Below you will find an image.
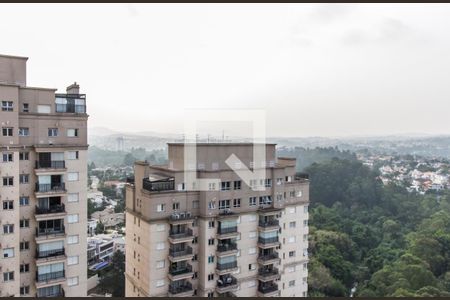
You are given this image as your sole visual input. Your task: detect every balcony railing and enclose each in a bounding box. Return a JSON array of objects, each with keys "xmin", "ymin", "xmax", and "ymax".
[
  {"xmin": 258, "ymin": 252, "xmax": 279, "ymax": 262},
  {"xmin": 37, "ymin": 287, "xmax": 64, "ymax": 297},
  {"xmin": 217, "ymin": 243, "xmax": 237, "ymax": 253},
  {"xmin": 36, "ymin": 270, "xmax": 65, "ymax": 283},
  {"xmin": 258, "ymin": 219, "xmax": 279, "ymax": 228},
  {"xmin": 169, "ymin": 264, "xmax": 192, "ymax": 276},
  {"xmin": 258, "ymin": 236, "xmax": 279, "ymax": 245},
  {"xmin": 258, "ymin": 267, "xmax": 279, "ymax": 278},
  {"xmin": 35, "ymin": 160, "xmax": 65, "ymax": 169},
  {"xmin": 217, "ymin": 226, "xmax": 238, "ymax": 235},
  {"xmin": 35, "ymin": 183, "xmax": 65, "ymax": 193},
  {"xmin": 168, "ymin": 282, "xmax": 193, "ymax": 295},
  {"xmin": 217, "ymin": 261, "xmax": 238, "ymax": 271},
  {"xmin": 258, "ymin": 283, "xmax": 278, "ymax": 294},
  {"xmin": 36, "ymin": 204, "xmax": 65, "ymax": 215},
  {"xmin": 55, "ymin": 94, "xmax": 86, "ymax": 114},
  {"xmin": 143, "ymin": 178, "xmax": 174, "ymax": 192},
  {"xmin": 169, "ymin": 246, "xmax": 193, "ymax": 257},
  {"xmin": 35, "ymin": 226, "xmax": 65, "ymax": 238},
  {"xmin": 217, "ymin": 276, "xmax": 238, "ymax": 288},
  {"xmin": 169, "ymin": 228, "xmax": 193, "ymax": 239},
  {"xmin": 36, "ymin": 248, "xmax": 65, "ymax": 259}
]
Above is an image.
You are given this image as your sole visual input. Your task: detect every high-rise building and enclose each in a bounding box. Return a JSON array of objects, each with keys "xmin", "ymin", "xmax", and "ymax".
[
  {"xmin": 125, "ymin": 143, "xmax": 309, "ymax": 297},
  {"xmin": 0, "ymin": 54, "xmax": 88, "ymax": 297}
]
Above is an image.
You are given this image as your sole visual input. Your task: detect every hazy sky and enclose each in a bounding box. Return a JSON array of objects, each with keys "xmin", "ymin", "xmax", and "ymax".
[{"xmin": 1, "ymin": 4, "xmax": 450, "ymax": 137}]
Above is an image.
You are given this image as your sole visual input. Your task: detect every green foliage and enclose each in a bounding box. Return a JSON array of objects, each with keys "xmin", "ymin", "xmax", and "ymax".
[
  {"xmin": 307, "ymin": 157, "xmax": 450, "ymax": 297},
  {"xmin": 97, "ymin": 251, "xmax": 125, "ymax": 296}
]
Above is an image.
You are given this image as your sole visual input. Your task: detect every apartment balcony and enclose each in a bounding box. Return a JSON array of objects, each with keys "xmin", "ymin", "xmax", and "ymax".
[
  {"xmin": 168, "ymin": 281, "xmax": 193, "ymax": 297},
  {"xmin": 168, "ymin": 228, "xmax": 193, "ymax": 244},
  {"xmin": 168, "ymin": 246, "xmax": 194, "ymax": 262},
  {"xmin": 35, "ymin": 183, "xmax": 66, "ymax": 195},
  {"xmin": 258, "ymin": 267, "xmax": 280, "ymax": 282},
  {"xmin": 258, "ymin": 219, "xmax": 280, "ymax": 231},
  {"xmin": 37, "ymin": 286, "xmax": 64, "ymax": 297},
  {"xmin": 216, "ymin": 242, "xmax": 238, "ymax": 257},
  {"xmin": 35, "ymin": 226, "xmax": 65, "ymax": 241},
  {"xmin": 169, "ymin": 212, "xmax": 194, "ymax": 225},
  {"xmin": 36, "ymin": 248, "xmax": 65, "ymax": 264},
  {"xmin": 35, "ymin": 160, "xmax": 66, "ymax": 172},
  {"xmin": 257, "ymin": 236, "xmax": 280, "ymax": 249},
  {"xmin": 216, "ymin": 276, "xmax": 239, "ymax": 294},
  {"xmin": 217, "ymin": 226, "xmax": 239, "ymax": 239},
  {"xmin": 55, "ymin": 93, "xmax": 86, "ymax": 114},
  {"xmin": 143, "ymin": 177, "xmax": 174, "ymax": 192},
  {"xmin": 217, "ymin": 209, "xmax": 239, "ymax": 220},
  {"xmin": 217, "ymin": 291, "xmax": 237, "ymax": 297},
  {"xmin": 216, "ymin": 261, "xmax": 238, "ymax": 275},
  {"xmin": 257, "ymin": 283, "xmax": 279, "ymax": 297},
  {"xmin": 257, "ymin": 252, "xmax": 281, "ymax": 265},
  {"xmin": 35, "ymin": 204, "xmax": 66, "ymax": 221},
  {"xmin": 36, "ymin": 270, "xmax": 65, "ymax": 287},
  {"xmin": 168, "ymin": 264, "xmax": 194, "ymax": 281}
]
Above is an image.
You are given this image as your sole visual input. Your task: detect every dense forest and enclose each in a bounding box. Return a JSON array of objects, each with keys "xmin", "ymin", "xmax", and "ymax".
[{"xmin": 307, "ymin": 157, "xmax": 450, "ymax": 296}]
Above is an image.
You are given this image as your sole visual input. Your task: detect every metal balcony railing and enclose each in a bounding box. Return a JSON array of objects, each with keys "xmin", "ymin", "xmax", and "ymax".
[
  {"xmin": 36, "ymin": 270, "xmax": 65, "ymax": 283},
  {"xmin": 35, "ymin": 204, "xmax": 65, "ymax": 215},
  {"xmin": 35, "ymin": 225, "xmax": 65, "ymax": 238},
  {"xmin": 35, "ymin": 183, "xmax": 65, "ymax": 193},
  {"xmin": 169, "ymin": 264, "xmax": 192, "ymax": 276},
  {"xmin": 143, "ymin": 178, "xmax": 174, "ymax": 192},
  {"xmin": 217, "ymin": 243, "xmax": 237, "ymax": 253},
  {"xmin": 258, "ymin": 283, "xmax": 278, "ymax": 294},
  {"xmin": 217, "ymin": 276, "xmax": 238, "ymax": 288},
  {"xmin": 258, "ymin": 236, "xmax": 279, "ymax": 244},
  {"xmin": 169, "ymin": 228, "xmax": 193, "ymax": 239},
  {"xmin": 258, "ymin": 219, "xmax": 279, "ymax": 228},
  {"xmin": 35, "ymin": 160, "xmax": 65, "ymax": 169},
  {"xmin": 168, "ymin": 282, "xmax": 193, "ymax": 295},
  {"xmin": 217, "ymin": 226, "xmax": 237, "ymax": 235},
  {"xmin": 217, "ymin": 261, "xmax": 238, "ymax": 271},
  {"xmin": 36, "ymin": 248, "xmax": 65, "ymax": 259},
  {"xmin": 258, "ymin": 267, "xmax": 279, "ymax": 278},
  {"xmin": 258, "ymin": 252, "xmax": 279, "ymax": 261},
  {"xmin": 169, "ymin": 246, "xmax": 193, "ymax": 257}
]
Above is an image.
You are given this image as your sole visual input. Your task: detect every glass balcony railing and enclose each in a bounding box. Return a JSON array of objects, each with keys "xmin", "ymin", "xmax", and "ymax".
[
  {"xmin": 258, "ymin": 236, "xmax": 279, "ymax": 245},
  {"xmin": 35, "ymin": 225, "xmax": 65, "ymax": 238},
  {"xmin": 35, "ymin": 204, "xmax": 65, "ymax": 215},
  {"xmin": 36, "ymin": 270, "xmax": 65, "ymax": 283},
  {"xmin": 258, "ymin": 219, "xmax": 279, "ymax": 228},
  {"xmin": 36, "ymin": 248, "xmax": 65, "ymax": 259},
  {"xmin": 168, "ymin": 282, "xmax": 193, "ymax": 295},
  {"xmin": 217, "ymin": 261, "xmax": 238, "ymax": 271},
  {"xmin": 217, "ymin": 243, "xmax": 237, "ymax": 253},
  {"xmin": 35, "ymin": 183, "xmax": 65, "ymax": 193},
  {"xmin": 217, "ymin": 226, "xmax": 238, "ymax": 235},
  {"xmin": 35, "ymin": 161, "xmax": 65, "ymax": 169},
  {"xmin": 169, "ymin": 246, "xmax": 193, "ymax": 257}
]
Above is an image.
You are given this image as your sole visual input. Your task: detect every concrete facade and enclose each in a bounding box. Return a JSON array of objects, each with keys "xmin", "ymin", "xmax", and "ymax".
[
  {"xmin": 125, "ymin": 143, "xmax": 309, "ymax": 297},
  {"xmin": 0, "ymin": 54, "xmax": 88, "ymax": 297}
]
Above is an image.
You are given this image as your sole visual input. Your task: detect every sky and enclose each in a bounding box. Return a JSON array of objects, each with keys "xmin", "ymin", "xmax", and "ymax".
[{"xmin": 1, "ymin": 4, "xmax": 450, "ymax": 138}]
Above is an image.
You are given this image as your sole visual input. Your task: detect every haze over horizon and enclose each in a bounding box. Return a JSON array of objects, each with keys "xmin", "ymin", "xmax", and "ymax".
[{"xmin": 2, "ymin": 4, "xmax": 450, "ymax": 137}]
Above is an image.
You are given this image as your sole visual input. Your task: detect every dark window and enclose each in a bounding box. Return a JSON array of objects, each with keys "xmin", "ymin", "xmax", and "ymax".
[
  {"xmin": 2, "ymin": 177, "xmax": 13, "ymax": 186},
  {"xmin": 3, "ymin": 224, "xmax": 14, "ymax": 234},
  {"xmin": 3, "ymin": 200, "xmax": 13, "ymax": 210},
  {"xmin": 234, "ymin": 180, "xmax": 241, "ymax": 190},
  {"xmin": 19, "ymin": 174, "xmax": 29, "ymax": 184},
  {"xmin": 22, "ymin": 103, "xmax": 29, "ymax": 112},
  {"xmin": 3, "ymin": 271, "xmax": 14, "ymax": 281},
  {"xmin": 19, "ymin": 197, "xmax": 29, "ymax": 206},
  {"xmin": 2, "ymin": 127, "xmax": 13, "ymax": 136},
  {"xmin": 20, "ymin": 219, "xmax": 30, "ymax": 228},
  {"xmin": 20, "ymin": 241, "xmax": 29, "ymax": 251},
  {"xmin": 20, "ymin": 264, "xmax": 30, "ymax": 273},
  {"xmin": 20, "ymin": 286, "xmax": 30, "ymax": 295},
  {"xmin": 19, "ymin": 152, "xmax": 29, "ymax": 160},
  {"xmin": 208, "ymin": 238, "xmax": 215, "ymax": 245},
  {"xmin": 1, "ymin": 101, "xmax": 13, "ymax": 111},
  {"xmin": 2, "ymin": 153, "xmax": 13, "ymax": 162},
  {"xmin": 233, "ymin": 198, "xmax": 241, "ymax": 208}
]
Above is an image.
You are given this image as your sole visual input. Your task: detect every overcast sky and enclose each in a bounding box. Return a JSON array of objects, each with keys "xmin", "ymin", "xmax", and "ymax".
[{"xmin": 1, "ymin": 4, "xmax": 450, "ymax": 138}]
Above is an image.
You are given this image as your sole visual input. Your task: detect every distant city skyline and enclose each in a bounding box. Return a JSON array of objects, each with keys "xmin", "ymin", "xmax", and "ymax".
[{"xmin": 2, "ymin": 4, "xmax": 450, "ymax": 137}]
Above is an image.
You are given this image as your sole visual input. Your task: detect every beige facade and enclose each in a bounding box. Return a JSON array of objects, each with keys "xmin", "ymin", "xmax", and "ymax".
[
  {"xmin": 125, "ymin": 143, "xmax": 309, "ymax": 297},
  {"xmin": 0, "ymin": 54, "xmax": 88, "ymax": 297}
]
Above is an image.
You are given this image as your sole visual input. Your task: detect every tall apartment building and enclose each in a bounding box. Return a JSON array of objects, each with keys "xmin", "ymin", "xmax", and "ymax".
[
  {"xmin": 125, "ymin": 143, "xmax": 309, "ymax": 297},
  {"xmin": 0, "ymin": 54, "xmax": 88, "ymax": 297}
]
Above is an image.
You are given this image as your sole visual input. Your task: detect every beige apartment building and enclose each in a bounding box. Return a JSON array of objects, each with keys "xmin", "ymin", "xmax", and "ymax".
[
  {"xmin": 125, "ymin": 143, "xmax": 309, "ymax": 297},
  {"xmin": 0, "ymin": 54, "xmax": 88, "ymax": 297}
]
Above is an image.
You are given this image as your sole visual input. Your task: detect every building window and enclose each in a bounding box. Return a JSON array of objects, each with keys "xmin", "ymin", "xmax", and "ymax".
[
  {"xmin": 208, "ymin": 221, "xmax": 215, "ymax": 228},
  {"xmin": 18, "ymin": 127, "xmax": 29, "ymax": 136},
  {"xmin": 3, "ymin": 200, "xmax": 13, "ymax": 210},
  {"xmin": 289, "ymin": 221, "xmax": 296, "ymax": 228},
  {"xmin": 19, "ymin": 219, "xmax": 29, "ymax": 228},
  {"xmin": 156, "ymin": 260, "xmax": 165, "ymax": 269},
  {"xmin": 259, "ymin": 195, "xmax": 272, "ymax": 205},
  {"xmin": 48, "ymin": 128, "xmax": 58, "ymax": 137},
  {"xmin": 289, "ymin": 280, "xmax": 296, "ymax": 287},
  {"xmin": 208, "ymin": 273, "xmax": 214, "ymax": 281},
  {"xmin": 192, "ymin": 200, "xmax": 199, "ymax": 209},
  {"xmin": 22, "ymin": 103, "xmax": 29, "ymax": 112},
  {"xmin": 37, "ymin": 105, "xmax": 51, "ymax": 113},
  {"xmin": 233, "ymin": 180, "xmax": 241, "ymax": 190},
  {"xmin": 68, "ymin": 214, "xmax": 79, "ymax": 224},
  {"xmin": 192, "ymin": 237, "xmax": 198, "ymax": 244},
  {"xmin": 19, "ymin": 197, "xmax": 29, "ymax": 206},
  {"xmin": 68, "ymin": 276, "xmax": 79, "ymax": 287},
  {"xmin": 3, "ymin": 248, "xmax": 14, "ymax": 258},
  {"xmin": 20, "ymin": 286, "xmax": 30, "ymax": 295},
  {"xmin": 19, "ymin": 174, "xmax": 29, "ymax": 184},
  {"xmin": 264, "ymin": 178, "xmax": 272, "ymax": 187},
  {"xmin": 19, "ymin": 152, "xmax": 29, "ymax": 160},
  {"xmin": 304, "ymin": 220, "xmax": 308, "ymax": 227},
  {"xmin": 219, "ymin": 199, "xmax": 230, "ymax": 210},
  {"xmin": 68, "ymin": 235, "xmax": 79, "ymax": 244},
  {"xmin": 2, "ymin": 153, "xmax": 13, "ymax": 162},
  {"xmin": 248, "ymin": 263, "xmax": 256, "ymax": 270},
  {"xmin": 68, "ymin": 256, "xmax": 79, "ymax": 265},
  {"xmin": 304, "ymin": 205, "xmax": 309, "ymax": 213},
  {"xmin": 156, "ymin": 280, "xmax": 165, "ymax": 287},
  {"xmin": 249, "ymin": 197, "xmax": 257, "ymax": 206},
  {"xmin": 233, "ymin": 198, "xmax": 241, "ymax": 208},
  {"xmin": 207, "ymin": 292, "xmax": 214, "ymax": 298},
  {"xmin": 156, "ymin": 204, "xmax": 165, "ymax": 212},
  {"xmin": 20, "ymin": 263, "xmax": 30, "ymax": 273},
  {"xmin": 3, "ymin": 271, "xmax": 14, "ymax": 282},
  {"xmin": 2, "ymin": 177, "xmax": 13, "ymax": 186},
  {"xmin": 156, "ymin": 242, "xmax": 165, "ymax": 250},
  {"xmin": 208, "ymin": 182, "xmax": 216, "ymax": 191},
  {"xmin": 208, "ymin": 238, "xmax": 215, "ymax": 246},
  {"xmin": 67, "ymin": 128, "xmax": 79, "ymax": 137},
  {"xmin": 288, "ymin": 207, "xmax": 296, "ymax": 214},
  {"xmin": 68, "ymin": 193, "xmax": 79, "ymax": 203},
  {"xmin": 67, "ymin": 151, "xmax": 79, "ymax": 160},
  {"xmin": 67, "ymin": 172, "xmax": 79, "ymax": 181},
  {"xmin": 303, "ymin": 263, "xmax": 308, "ymax": 270},
  {"xmin": 208, "ymin": 201, "xmax": 215, "ymax": 210},
  {"xmin": 220, "ymin": 181, "xmax": 231, "ymax": 191},
  {"xmin": 1, "ymin": 101, "xmax": 13, "ymax": 111},
  {"xmin": 173, "ymin": 202, "xmax": 180, "ymax": 210},
  {"xmin": 3, "ymin": 224, "xmax": 14, "ymax": 234},
  {"xmin": 20, "ymin": 241, "xmax": 29, "ymax": 251},
  {"xmin": 208, "ymin": 255, "xmax": 214, "ymax": 264},
  {"xmin": 2, "ymin": 127, "xmax": 13, "ymax": 136},
  {"xmin": 288, "ymin": 236, "xmax": 296, "ymax": 244},
  {"xmin": 289, "ymin": 251, "xmax": 296, "ymax": 257}
]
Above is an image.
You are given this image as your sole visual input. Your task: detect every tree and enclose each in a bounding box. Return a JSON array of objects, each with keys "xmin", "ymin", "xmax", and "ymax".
[
  {"xmin": 95, "ymin": 222, "xmax": 105, "ymax": 235},
  {"xmin": 98, "ymin": 251, "xmax": 125, "ymax": 296}
]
